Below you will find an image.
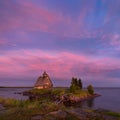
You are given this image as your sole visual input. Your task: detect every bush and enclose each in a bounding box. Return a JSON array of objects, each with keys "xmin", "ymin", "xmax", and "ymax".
[{"xmin": 87, "ymin": 85, "xmax": 94, "ymax": 95}]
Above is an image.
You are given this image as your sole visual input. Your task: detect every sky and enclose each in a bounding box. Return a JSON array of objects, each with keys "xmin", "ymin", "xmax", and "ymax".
[{"xmin": 0, "ymin": 0, "xmax": 120, "ymax": 87}]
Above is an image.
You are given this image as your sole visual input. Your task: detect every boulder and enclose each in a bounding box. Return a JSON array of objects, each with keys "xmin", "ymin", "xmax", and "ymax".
[
  {"xmin": 31, "ymin": 115, "xmax": 43, "ymax": 120},
  {"xmin": 46, "ymin": 110, "xmax": 67, "ymax": 119}
]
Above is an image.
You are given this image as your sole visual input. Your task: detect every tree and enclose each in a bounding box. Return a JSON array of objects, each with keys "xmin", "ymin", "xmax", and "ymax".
[
  {"xmin": 70, "ymin": 77, "xmax": 82, "ymax": 93},
  {"xmin": 70, "ymin": 84, "xmax": 76, "ymax": 93},
  {"xmin": 78, "ymin": 78, "xmax": 82, "ymax": 90},
  {"xmin": 87, "ymin": 85, "xmax": 94, "ymax": 95},
  {"xmin": 71, "ymin": 77, "xmax": 77, "ymax": 86}
]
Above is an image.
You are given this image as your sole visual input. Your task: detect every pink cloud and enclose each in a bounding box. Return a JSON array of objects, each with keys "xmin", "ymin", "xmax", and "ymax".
[
  {"xmin": 0, "ymin": 40, "xmax": 7, "ymax": 45},
  {"xmin": 0, "ymin": 49, "xmax": 120, "ymax": 80},
  {"xmin": 0, "ymin": 39, "xmax": 17, "ymax": 47}
]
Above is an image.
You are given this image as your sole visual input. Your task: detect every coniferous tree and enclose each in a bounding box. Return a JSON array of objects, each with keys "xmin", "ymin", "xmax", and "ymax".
[
  {"xmin": 70, "ymin": 77, "xmax": 77, "ymax": 93},
  {"xmin": 70, "ymin": 77, "xmax": 82, "ymax": 93},
  {"xmin": 70, "ymin": 83, "xmax": 76, "ymax": 93},
  {"xmin": 71, "ymin": 77, "xmax": 77, "ymax": 86},
  {"xmin": 78, "ymin": 78, "xmax": 82, "ymax": 90}
]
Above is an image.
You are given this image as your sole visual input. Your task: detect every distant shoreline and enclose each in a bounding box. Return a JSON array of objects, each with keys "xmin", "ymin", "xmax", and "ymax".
[
  {"xmin": 0, "ymin": 86, "xmax": 120, "ymax": 89},
  {"xmin": 0, "ymin": 86, "xmax": 33, "ymax": 88}
]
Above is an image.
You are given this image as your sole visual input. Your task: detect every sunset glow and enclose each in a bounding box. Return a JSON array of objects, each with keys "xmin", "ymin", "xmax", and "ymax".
[{"xmin": 0, "ymin": 0, "xmax": 120, "ymax": 87}]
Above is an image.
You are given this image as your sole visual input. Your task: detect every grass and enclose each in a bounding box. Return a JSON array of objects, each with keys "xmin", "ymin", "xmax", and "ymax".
[
  {"xmin": 0, "ymin": 97, "xmax": 65, "ymax": 120},
  {"xmin": 26, "ymin": 87, "xmax": 90, "ymax": 97},
  {"xmin": 69, "ymin": 90, "xmax": 90, "ymax": 97},
  {"xmin": 27, "ymin": 87, "xmax": 68, "ymax": 96},
  {"xmin": 51, "ymin": 87, "xmax": 68, "ymax": 96},
  {"xmin": 0, "ymin": 97, "xmax": 33, "ymax": 108},
  {"xmin": 94, "ymin": 109, "xmax": 120, "ymax": 118},
  {"xmin": 28, "ymin": 88, "xmax": 51, "ymax": 94},
  {"xmin": 0, "ymin": 88, "xmax": 91, "ymax": 120},
  {"xmin": 103, "ymin": 111, "xmax": 120, "ymax": 117}
]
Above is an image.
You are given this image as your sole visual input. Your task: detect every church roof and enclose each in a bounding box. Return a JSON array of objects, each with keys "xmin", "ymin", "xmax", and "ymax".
[{"xmin": 34, "ymin": 72, "xmax": 53, "ymax": 88}]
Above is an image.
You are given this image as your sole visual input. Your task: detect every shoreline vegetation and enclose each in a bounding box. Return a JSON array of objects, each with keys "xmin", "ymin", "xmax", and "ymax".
[
  {"xmin": 0, "ymin": 78, "xmax": 120, "ymax": 120},
  {"xmin": 23, "ymin": 87, "xmax": 101, "ymax": 106},
  {"xmin": 0, "ymin": 96, "xmax": 120, "ymax": 120}
]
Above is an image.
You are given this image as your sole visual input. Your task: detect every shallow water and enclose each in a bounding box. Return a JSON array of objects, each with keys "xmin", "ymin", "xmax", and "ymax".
[{"xmin": 0, "ymin": 87, "xmax": 120, "ymax": 112}]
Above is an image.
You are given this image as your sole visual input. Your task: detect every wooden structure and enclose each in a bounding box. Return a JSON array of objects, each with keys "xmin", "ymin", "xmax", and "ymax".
[{"xmin": 34, "ymin": 71, "xmax": 53, "ymax": 89}]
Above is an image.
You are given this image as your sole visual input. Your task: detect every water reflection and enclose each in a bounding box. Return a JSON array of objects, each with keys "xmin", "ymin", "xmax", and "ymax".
[{"xmin": 87, "ymin": 98, "xmax": 94, "ymax": 108}]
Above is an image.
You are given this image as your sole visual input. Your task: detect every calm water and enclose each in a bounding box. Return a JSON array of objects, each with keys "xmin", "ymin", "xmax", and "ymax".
[
  {"xmin": 0, "ymin": 87, "xmax": 120, "ymax": 112},
  {"xmin": 0, "ymin": 88, "xmax": 31, "ymax": 100},
  {"xmin": 81, "ymin": 88, "xmax": 120, "ymax": 112}
]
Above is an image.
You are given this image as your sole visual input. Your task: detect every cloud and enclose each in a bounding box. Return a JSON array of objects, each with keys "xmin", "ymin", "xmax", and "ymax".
[
  {"xmin": 1, "ymin": 0, "xmax": 120, "ymax": 45},
  {"xmin": 0, "ymin": 0, "xmax": 62, "ymax": 33},
  {"xmin": 0, "ymin": 0, "xmax": 104, "ymax": 38},
  {"xmin": 0, "ymin": 39, "xmax": 7, "ymax": 45},
  {"xmin": 0, "ymin": 49, "xmax": 120, "ymax": 82}
]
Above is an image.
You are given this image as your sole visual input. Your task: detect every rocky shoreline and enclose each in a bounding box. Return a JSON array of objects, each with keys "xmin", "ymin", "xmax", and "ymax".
[
  {"xmin": 23, "ymin": 90, "xmax": 101, "ymax": 106},
  {"xmin": 63, "ymin": 93, "xmax": 101, "ymax": 104},
  {"xmin": 31, "ymin": 108, "xmax": 120, "ymax": 120}
]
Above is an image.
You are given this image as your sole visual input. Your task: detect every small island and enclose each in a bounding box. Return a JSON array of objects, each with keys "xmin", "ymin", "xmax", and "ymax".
[
  {"xmin": 23, "ymin": 72, "xmax": 100, "ymax": 106},
  {"xmin": 0, "ymin": 72, "xmax": 120, "ymax": 120}
]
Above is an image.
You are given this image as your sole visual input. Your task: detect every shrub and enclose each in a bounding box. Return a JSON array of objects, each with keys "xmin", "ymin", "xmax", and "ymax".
[{"xmin": 87, "ymin": 85, "xmax": 94, "ymax": 95}]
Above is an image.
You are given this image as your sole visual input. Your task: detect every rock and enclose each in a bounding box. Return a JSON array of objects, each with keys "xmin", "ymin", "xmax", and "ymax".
[
  {"xmin": 31, "ymin": 115, "xmax": 43, "ymax": 120},
  {"xmin": 31, "ymin": 108, "xmax": 120, "ymax": 120},
  {"xmin": 47, "ymin": 110, "xmax": 67, "ymax": 119},
  {"xmin": 0, "ymin": 104, "xmax": 5, "ymax": 114},
  {"xmin": 66, "ymin": 108, "xmax": 88, "ymax": 119},
  {"xmin": 66, "ymin": 108, "xmax": 119, "ymax": 120}
]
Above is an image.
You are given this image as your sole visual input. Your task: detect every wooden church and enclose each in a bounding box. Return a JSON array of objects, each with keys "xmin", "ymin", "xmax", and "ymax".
[{"xmin": 34, "ymin": 71, "xmax": 53, "ymax": 89}]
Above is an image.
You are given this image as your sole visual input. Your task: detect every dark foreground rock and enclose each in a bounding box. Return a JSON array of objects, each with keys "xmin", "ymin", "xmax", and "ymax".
[
  {"xmin": 66, "ymin": 108, "xmax": 119, "ymax": 120},
  {"xmin": 31, "ymin": 115, "xmax": 42, "ymax": 120},
  {"xmin": 31, "ymin": 108, "xmax": 120, "ymax": 120},
  {"xmin": 0, "ymin": 104, "xmax": 5, "ymax": 114}
]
